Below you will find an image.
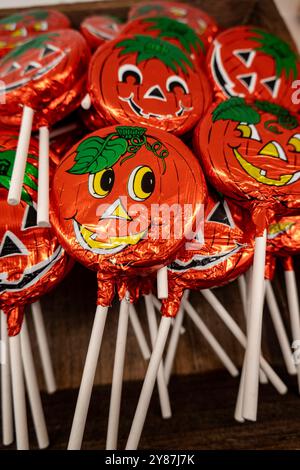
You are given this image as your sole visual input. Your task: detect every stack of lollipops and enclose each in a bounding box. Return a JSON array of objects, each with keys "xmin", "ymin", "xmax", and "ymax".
[{"xmin": 0, "ymin": 0, "xmax": 299, "ymax": 451}]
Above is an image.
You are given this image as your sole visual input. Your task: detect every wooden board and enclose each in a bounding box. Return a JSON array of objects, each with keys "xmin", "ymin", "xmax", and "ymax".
[{"xmin": 1, "ymin": 0, "xmax": 298, "ymax": 390}]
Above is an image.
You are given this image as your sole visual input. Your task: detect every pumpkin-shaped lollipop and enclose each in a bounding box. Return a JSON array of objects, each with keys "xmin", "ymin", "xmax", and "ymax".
[
  {"xmin": 0, "ymin": 30, "xmax": 90, "ymax": 226},
  {"xmin": 0, "ymin": 9, "xmax": 70, "ymax": 38},
  {"xmin": 128, "ymin": 1, "xmax": 219, "ymax": 48},
  {"xmin": 0, "ymin": 132, "xmax": 71, "ymax": 336},
  {"xmin": 87, "ymin": 34, "xmax": 212, "ymax": 135},
  {"xmin": 207, "ymin": 26, "xmax": 300, "ymax": 112},
  {"xmin": 80, "ymin": 15, "xmax": 122, "ymax": 50}
]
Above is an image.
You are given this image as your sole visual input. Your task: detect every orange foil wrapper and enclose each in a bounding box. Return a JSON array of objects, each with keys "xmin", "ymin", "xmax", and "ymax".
[
  {"xmin": 88, "ymin": 34, "xmax": 212, "ymax": 136},
  {"xmin": 194, "ymin": 97, "xmax": 300, "ymax": 235},
  {"xmin": 206, "ymin": 26, "xmax": 300, "ymax": 113},
  {"xmin": 161, "ymin": 191, "xmax": 254, "ymax": 317},
  {"xmin": 0, "ymin": 30, "xmax": 90, "ymax": 128},
  {"xmin": 0, "ymin": 9, "xmax": 70, "ymax": 37},
  {"xmin": 267, "ymin": 215, "xmax": 300, "ymax": 259},
  {"xmin": 80, "ymin": 15, "xmax": 122, "ymax": 50},
  {"xmin": 50, "ymin": 124, "xmax": 207, "ymax": 305},
  {"xmin": 128, "ymin": 1, "xmax": 219, "ymax": 49},
  {"xmin": 0, "ymin": 132, "xmax": 72, "ymax": 336}
]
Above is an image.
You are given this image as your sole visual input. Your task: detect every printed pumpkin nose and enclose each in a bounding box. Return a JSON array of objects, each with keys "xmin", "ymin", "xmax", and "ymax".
[
  {"xmin": 101, "ymin": 198, "xmax": 132, "ymax": 221},
  {"xmin": 144, "ymin": 85, "xmax": 166, "ymax": 101},
  {"xmin": 259, "ymin": 141, "xmax": 287, "ymax": 161}
]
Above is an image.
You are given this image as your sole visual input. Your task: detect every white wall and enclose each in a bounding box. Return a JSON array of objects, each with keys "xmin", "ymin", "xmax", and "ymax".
[{"xmin": 0, "ymin": 0, "xmax": 104, "ymax": 8}]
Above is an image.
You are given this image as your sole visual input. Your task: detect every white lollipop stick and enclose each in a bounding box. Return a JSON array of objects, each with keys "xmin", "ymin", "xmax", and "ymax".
[
  {"xmin": 9, "ymin": 334, "xmax": 29, "ymax": 450},
  {"xmin": 126, "ymin": 316, "xmax": 172, "ymax": 450},
  {"xmin": 242, "ymin": 230, "xmax": 267, "ymax": 421},
  {"xmin": 234, "ymin": 358, "xmax": 246, "ymax": 423},
  {"xmin": 199, "ymin": 289, "xmax": 287, "ymax": 394},
  {"xmin": 37, "ymin": 126, "xmax": 50, "ymax": 227},
  {"xmin": 284, "ymin": 268, "xmax": 300, "ymax": 392},
  {"xmin": 81, "ymin": 93, "xmax": 91, "ymax": 110},
  {"xmin": 7, "ymin": 106, "xmax": 34, "ymax": 205},
  {"xmin": 31, "ymin": 301, "xmax": 56, "ymax": 394},
  {"xmin": 68, "ymin": 305, "xmax": 108, "ymax": 450},
  {"xmin": 157, "ymin": 267, "xmax": 168, "ymax": 299},
  {"xmin": 152, "ymin": 295, "xmax": 185, "ymax": 335},
  {"xmin": 129, "ymin": 304, "xmax": 151, "ymax": 361},
  {"xmin": 265, "ymin": 280, "xmax": 296, "ymax": 375},
  {"xmin": 20, "ymin": 319, "xmax": 49, "ymax": 449},
  {"xmin": 1, "ymin": 311, "xmax": 13, "ymax": 446},
  {"xmin": 242, "ymin": 272, "xmax": 268, "ymax": 384},
  {"xmin": 144, "ymin": 295, "xmax": 172, "ymax": 419},
  {"xmin": 106, "ymin": 295, "xmax": 130, "ymax": 450},
  {"xmin": 49, "ymin": 123, "xmax": 78, "ymax": 139},
  {"xmin": 164, "ymin": 292, "xmax": 189, "ymax": 384},
  {"xmin": 183, "ymin": 300, "xmax": 239, "ymax": 377}
]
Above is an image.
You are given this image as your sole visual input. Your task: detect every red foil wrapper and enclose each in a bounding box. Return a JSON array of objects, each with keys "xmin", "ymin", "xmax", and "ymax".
[
  {"xmin": 0, "ymin": 30, "xmax": 90, "ymax": 129},
  {"xmin": 0, "ymin": 9, "xmax": 70, "ymax": 37},
  {"xmin": 0, "ymin": 34, "xmax": 35, "ymax": 59},
  {"xmin": 80, "ymin": 15, "xmax": 122, "ymax": 50},
  {"xmin": 128, "ymin": 1, "xmax": 219, "ymax": 49},
  {"xmin": 161, "ymin": 191, "xmax": 254, "ymax": 317},
  {"xmin": 194, "ymin": 97, "xmax": 300, "ymax": 235},
  {"xmin": 78, "ymin": 105, "xmax": 106, "ymax": 132},
  {"xmin": 120, "ymin": 16, "xmax": 206, "ymax": 65},
  {"xmin": 0, "ymin": 132, "xmax": 72, "ymax": 336},
  {"xmin": 50, "ymin": 125, "xmax": 207, "ymax": 305},
  {"xmin": 88, "ymin": 34, "xmax": 212, "ymax": 136},
  {"xmin": 267, "ymin": 215, "xmax": 300, "ymax": 258},
  {"xmin": 264, "ymin": 252, "xmax": 276, "ymax": 281},
  {"xmin": 206, "ymin": 26, "xmax": 300, "ymax": 113},
  {"xmin": 50, "ymin": 120, "xmax": 88, "ymax": 164}
]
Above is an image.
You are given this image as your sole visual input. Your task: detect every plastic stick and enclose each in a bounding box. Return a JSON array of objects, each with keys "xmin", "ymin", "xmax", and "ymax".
[
  {"xmin": 7, "ymin": 106, "xmax": 34, "ymax": 205},
  {"xmin": 9, "ymin": 334, "xmax": 29, "ymax": 450},
  {"xmin": 81, "ymin": 94, "xmax": 91, "ymax": 110},
  {"xmin": 284, "ymin": 269, "xmax": 300, "ymax": 392},
  {"xmin": 68, "ymin": 305, "xmax": 108, "ymax": 450},
  {"xmin": 37, "ymin": 126, "xmax": 50, "ymax": 227},
  {"xmin": 1, "ymin": 311, "xmax": 13, "ymax": 445},
  {"xmin": 126, "ymin": 316, "xmax": 172, "ymax": 450},
  {"xmin": 152, "ymin": 295, "xmax": 185, "ymax": 335},
  {"xmin": 20, "ymin": 319, "xmax": 49, "ymax": 449},
  {"xmin": 31, "ymin": 301, "xmax": 56, "ymax": 394},
  {"xmin": 129, "ymin": 304, "xmax": 151, "ymax": 361},
  {"xmin": 144, "ymin": 295, "xmax": 172, "ymax": 419},
  {"xmin": 157, "ymin": 267, "xmax": 168, "ymax": 299},
  {"xmin": 106, "ymin": 296, "xmax": 130, "ymax": 450}
]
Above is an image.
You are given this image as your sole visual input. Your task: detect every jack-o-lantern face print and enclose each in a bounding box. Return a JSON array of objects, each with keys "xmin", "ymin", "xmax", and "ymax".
[
  {"xmin": 168, "ymin": 192, "xmax": 254, "ymax": 288},
  {"xmin": 128, "ymin": 1, "xmax": 219, "ymax": 48},
  {"xmin": 80, "ymin": 15, "xmax": 122, "ymax": 50},
  {"xmin": 51, "ymin": 125, "xmax": 206, "ymax": 276},
  {"xmin": 207, "ymin": 26, "xmax": 300, "ymax": 112},
  {"xmin": 0, "ymin": 30, "xmax": 90, "ymax": 128},
  {"xmin": 0, "ymin": 9, "xmax": 70, "ymax": 38},
  {"xmin": 195, "ymin": 97, "xmax": 300, "ymax": 214},
  {"xmin": 0, "ymin": 135, "xmax": 69, "ymax": 320},
  {"xmin": 89, "ymin": 35, "xmax": 212, "ymax": 135}
]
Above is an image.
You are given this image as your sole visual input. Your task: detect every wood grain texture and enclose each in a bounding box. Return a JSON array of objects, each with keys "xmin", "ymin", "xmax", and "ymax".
[{"xmin": 1, "ymin": 0, "xmax": 298, "ymax": 390}]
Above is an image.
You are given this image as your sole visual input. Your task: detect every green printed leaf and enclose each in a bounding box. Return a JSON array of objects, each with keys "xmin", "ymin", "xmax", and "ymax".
[
  {"xmin": 1, "ymin": 32, "xmax": 58, "ymax": 63},
  {"xmin": 212, "ymin": 97, "xmax": 260, "ymax": 123}
]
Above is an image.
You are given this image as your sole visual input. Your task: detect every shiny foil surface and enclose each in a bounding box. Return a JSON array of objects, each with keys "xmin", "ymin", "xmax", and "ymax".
[
  {"xmin": 0, "ymin": 132, "xmax": 72, "ymax": 336},
  {"xmin": 194, "ymin": 97, "xmax": 300, "ymax": 234},
  {"xmin": 267, "ymin": 214, "xmax": 300, "ymax": 259},
  {"xmin": 50, "ymin": 125, "xmax": 207, "ymax": 305},
  {"xmin": 0, "ymin": 9, "xmax": 70, "ymax": 37},
  {"xmin": 88, "ymin": 34, "xmax": 212, "ymax": 136},
  {"xmin": 206, "ymin": 26, "xmax": 300, "ymax": 113},
  {"xmin": 161, "ymin": 191, "xmax": 254, "ymax": 317},
  {"xmin": 0, "ymin": 29, "xmax": 90, "ymax": 128},
  {"xmin": 80, "ymin": 15, "xmax": 122, "ymax": 50},
  {"xmin": 128, "ymin": 1, "xmax": 219, "ymax": 49},
  {"xmin": 78, "ymin": 104, "xmax": 106, "ymax": 132}
]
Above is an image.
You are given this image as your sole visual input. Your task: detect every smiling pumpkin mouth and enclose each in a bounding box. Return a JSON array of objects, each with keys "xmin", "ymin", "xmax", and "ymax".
[
  {"xmin": 233, "ymin": 147, "xmax": 300, "ymax": 187},
  {"xmin": 119, "ymin": 93, "xmax": 192, "ymax": 119},
  {"xmin": 73, "ymin": 219, "xmax": 148, "ymax": 255}
]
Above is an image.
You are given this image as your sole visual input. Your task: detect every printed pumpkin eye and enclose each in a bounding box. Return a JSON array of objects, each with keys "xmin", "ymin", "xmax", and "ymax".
[
  {"xmin": 21, "ymin": 204, "xmax": 38, "ymax": 230},
  {"xmin": 89, "ymin": 168, "xmax": 115, "ymax": 198},
  {"xmin": 0, "ymin": 231, "xmax": 29, "ymax": 258},
  {"xmin": 207, "ymin": 201, "xmax": 235, "ymax": 228},
  {"xmin": 166, "ymin": 75, "xmax": 189, "ymax": 94},
  {"xmin": 288, "ymin": 134, "xmax": 300, "ymax": 153},
  {"xmin": 128, "ymin": 166, "xmax": 155, "ymax": 201},
  {"xmin": 118, "ymin": 64, "xmax": 143, "ymax": 85},
  {"xmin": 236, "ymin": 122, "xmax": 261, "ymax": 141}
]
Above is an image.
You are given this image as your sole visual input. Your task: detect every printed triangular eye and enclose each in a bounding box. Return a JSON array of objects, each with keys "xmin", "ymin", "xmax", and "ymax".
[
  {"xmin": 40, "ymin": 44, "xmax": 56, "ymax": 58},
  {"xmin": 24, "ymin": 62, "xmax": 40, "ymax": 74},
  {"xmin": 22, "ymin": 204, "xmax": 38, "ymax": 230},
  {"xmin": 207, "ymin": 201, "xmax": 234, "ymax": 227},
  {"xmin": 261, "ymin": 76, "xmax": 280, "ymax": 98},
  {"xmin": 237, "ymin": 73, "xmax": 256, "ymax": 92},
  {"xmin": 234, "ymin": 49, "xmax": 255, "ymax": 67},
  {"xmin": 0, "ymin": 231, "xmax": 28, "ymax": 257}
]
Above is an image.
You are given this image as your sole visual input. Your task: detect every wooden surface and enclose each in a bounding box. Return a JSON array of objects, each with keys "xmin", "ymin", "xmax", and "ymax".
[
  {"xmin": 1, "ymin": 0, "xmax": 298, "ymax": 391},
  {"xmin": 2, "ymin": 369, "xmax": 300, "ymax": 450}
]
